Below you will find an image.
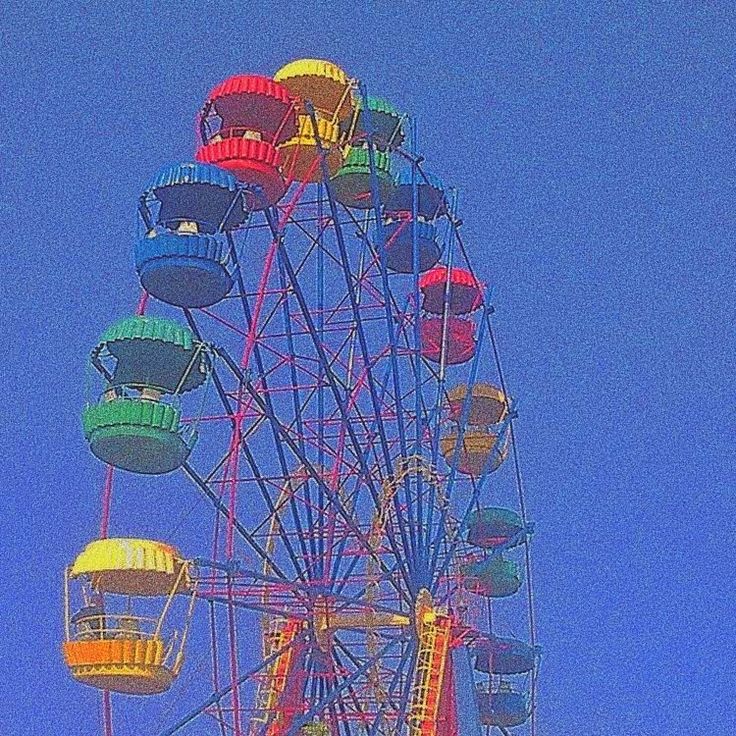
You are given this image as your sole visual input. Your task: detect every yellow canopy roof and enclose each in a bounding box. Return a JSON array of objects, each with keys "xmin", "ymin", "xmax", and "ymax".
[
  {"xmin": 274, "ymin": 58, "xmax": 354, "ymax": 122},
  {"xmin": 447, "ymin": 382, "xmax": 508, "ymax": 425},
  {"xmin": 447, "ymin": 382, "xmax": 505, "ymax": 403},
  {"xmin": 70, "ymin": 538, "xmax": 188, "ymax": 596}
]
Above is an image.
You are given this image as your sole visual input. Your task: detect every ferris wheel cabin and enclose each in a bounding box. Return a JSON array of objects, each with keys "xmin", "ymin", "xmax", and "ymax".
[
  {"xmin": 62, "ymin": 538, "xmax": 195, "ymax": 695},
  {"xmin": 83, "ymin": 315, "xmax": 208, "ymax": 474}
]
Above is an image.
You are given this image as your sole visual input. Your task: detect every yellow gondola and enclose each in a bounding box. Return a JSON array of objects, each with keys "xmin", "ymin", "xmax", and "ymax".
[
  {"xmin": 62, "ymin": 538, "xmax": 196, "ymax": 695},
  {"xmin": 274, "ymin": 59, "xmax": 352, "ymax": 183}
]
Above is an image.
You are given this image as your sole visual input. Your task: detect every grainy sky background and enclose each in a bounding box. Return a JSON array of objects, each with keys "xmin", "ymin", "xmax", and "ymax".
[{"xmin": 1, "ymin": 2, "xmax": 734, "ymax": 734}]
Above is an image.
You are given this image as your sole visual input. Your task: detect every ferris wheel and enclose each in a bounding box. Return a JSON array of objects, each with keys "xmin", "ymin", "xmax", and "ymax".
[{"xmin": 63, "ymin": 58, "xmax": 540, "ymax": 736}]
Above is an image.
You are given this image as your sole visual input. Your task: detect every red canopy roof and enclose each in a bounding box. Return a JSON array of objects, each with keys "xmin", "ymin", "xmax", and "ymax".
[
  {"xmin": 418, "ymin": 266, "xmax": 484, "ymax": 315},
  {"xmin": 202, "ymin": 75, "xmax": 297, "ymax": 143}
]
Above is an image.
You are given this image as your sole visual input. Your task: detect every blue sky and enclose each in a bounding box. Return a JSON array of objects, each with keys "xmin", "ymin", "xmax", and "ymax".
[{"xmin": 1, "ymin": 2, "xmax": 734, "ymax": 734}]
